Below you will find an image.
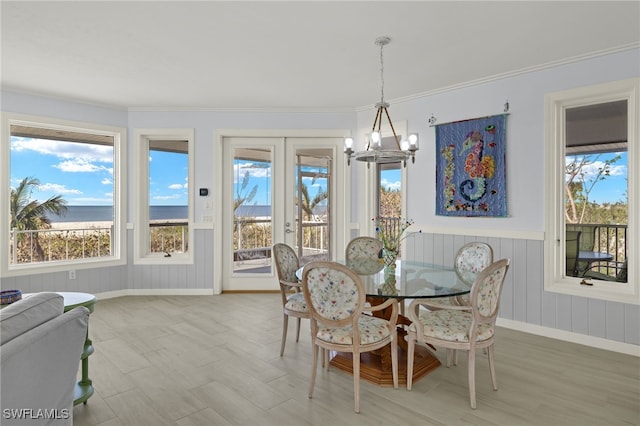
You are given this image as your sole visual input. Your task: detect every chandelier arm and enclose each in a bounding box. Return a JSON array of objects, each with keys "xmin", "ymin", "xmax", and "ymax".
[
  {"xmin": 372, "ymin": 106, "xmax": 383, "ymax": 134},
  {"xmin": 383, "ymin": 107, "xmax": 401, "ymax": 149}
]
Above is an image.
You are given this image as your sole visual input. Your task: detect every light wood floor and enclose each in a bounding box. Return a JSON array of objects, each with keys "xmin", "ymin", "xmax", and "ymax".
[{"xmin": 73, "ymin": 294, "xmax": 639, "ymax": 426}]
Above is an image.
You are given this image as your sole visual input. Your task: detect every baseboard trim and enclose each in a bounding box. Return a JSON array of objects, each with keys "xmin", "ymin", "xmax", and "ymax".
[
  {"xmin": 497, "ymin": 317, "xmax": 640, "ymax": 357},
  {"xmin": 95, "ymin": 288, "xmax": 215, "ymax": 300}
]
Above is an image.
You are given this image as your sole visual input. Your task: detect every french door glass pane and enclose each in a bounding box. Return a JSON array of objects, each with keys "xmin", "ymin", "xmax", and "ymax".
[
  {"xmin": 295, "ymin": 149, "xmax": 331, "ymax": 263},
  {"xmin": 232, "ymin": 148, "xmax": 273, "ymax": 273}
]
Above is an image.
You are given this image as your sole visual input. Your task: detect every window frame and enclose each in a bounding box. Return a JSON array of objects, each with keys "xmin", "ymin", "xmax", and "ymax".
[
  {"xmin": 544, "ymin": 78, "xmax": 639, "ymax": 304},
  {"xmin": 357, "ymin": 121, "xmax": 408, "ymax": 236},
  {"xmin": 133, "ymin": 128, "xmax": 194, "ymax": 264},
  {"xmin": 1, "ymin": 112, "xmax": 127, "ymax": 276}
]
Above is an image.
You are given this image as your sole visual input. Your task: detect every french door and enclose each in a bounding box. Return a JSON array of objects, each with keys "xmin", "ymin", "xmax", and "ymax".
[{"xmin": 221, "ymin": 135, "xmax": 344, "ymax": 291}]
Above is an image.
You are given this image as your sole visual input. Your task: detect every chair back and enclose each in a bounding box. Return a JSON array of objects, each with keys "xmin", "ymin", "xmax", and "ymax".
[
  {"xmin": 454, "ymin": 242, "xmax": 494, "ymax": 285},
  {"xmin": 565, "ymin": 230, "xmax": 581, "ymax": 276},
  {"xmin": 301, "ymin": 261, "xmax": 365, "ymax": 328},
  {"xmin": 345, "ymin": 237, "xmax": 384, "ymax": 275},
  {"xmin": 617, "ymin": 260, "xmax": 628, "ymax": 282},
  {"xmin": 566, "ymin": 224, "xmax": 597, "ymax": 252},
  {"xmin": 273, "ymin": 243, "xmax": 301, "ymax": 306},
  {"xmin": 469, "ymin": 258, "xmax": 511, "ymax": 324}
]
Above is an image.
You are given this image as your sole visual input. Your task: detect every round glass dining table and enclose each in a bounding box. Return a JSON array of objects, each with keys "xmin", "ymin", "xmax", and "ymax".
[
  {"xmin": 297, "ymin": 258, "xmax": 471, "ymax": 299},
  {"xmin": 296, "ymin": 258, "xmax": 471, "ymax": 387}
]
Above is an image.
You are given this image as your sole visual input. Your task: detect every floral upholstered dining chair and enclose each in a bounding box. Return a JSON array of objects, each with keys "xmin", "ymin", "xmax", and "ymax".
[
  {"xmin": 423, "ymin": 242, "xmax": 494, "ymax": 309},
  {"xmin": 301, "ymin": 261, "xmax": 398, "ymax": 413},
  {"xmin": 272, "ymin": 243, "xmax": 309, "ymax": 357},
  {"xmin": 345, "ymin": 236, "xmax": 384, "ymax": 275},
  {"xmin": 406, "ymin": 258, "xmax": 511, "ymax": 409}
]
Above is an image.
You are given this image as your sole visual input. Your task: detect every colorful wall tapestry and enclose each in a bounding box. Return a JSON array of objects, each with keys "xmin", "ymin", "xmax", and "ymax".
[{"xmin": 435, "ymin": 114, "xmax": 507, "ymax": 217}]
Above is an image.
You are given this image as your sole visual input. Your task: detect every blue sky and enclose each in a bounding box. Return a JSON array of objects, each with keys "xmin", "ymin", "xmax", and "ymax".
[
  {"xmin": 10, "ymin": 137, "xmax": 188, "ymax": 206},
  {"xmin": 10, "ymin": 137, "xmax": 627, "ymax": 206},
  {"xmin": 566, "ymin": 152, "xmax": 628, "ymax": 204}
]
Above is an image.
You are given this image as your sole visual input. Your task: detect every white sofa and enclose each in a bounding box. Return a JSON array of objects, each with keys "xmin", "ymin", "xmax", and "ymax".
[{"xmin": 1, "ymin": 292, "xmax": 89, "ymax": 425}]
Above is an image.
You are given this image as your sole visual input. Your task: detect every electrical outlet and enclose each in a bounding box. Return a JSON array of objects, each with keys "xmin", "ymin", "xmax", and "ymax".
[{"xmin": 69, "ymin": 270, "xmax": 76, "ymax": 280}]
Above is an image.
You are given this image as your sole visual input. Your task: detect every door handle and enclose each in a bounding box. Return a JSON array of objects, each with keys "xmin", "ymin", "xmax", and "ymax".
[{"xmin": 285, "ymin": 229, "xmax": 294, "ymax": 233}]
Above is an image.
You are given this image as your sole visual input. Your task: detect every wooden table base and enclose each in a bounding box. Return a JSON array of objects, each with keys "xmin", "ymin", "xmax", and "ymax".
[{"xmin": 329, "ymin": 344, "xmax": 440, "ymax": 387}]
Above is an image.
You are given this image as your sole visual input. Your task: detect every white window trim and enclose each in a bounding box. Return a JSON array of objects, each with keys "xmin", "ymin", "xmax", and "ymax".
[
  {"xmin": 133, "ymin": 128, "xmax": 194, "ymax": 264},
  {"xmin": 544, "ymin": 78, "xmax": 639, "ymax": 305},
  {"xmin": 1, "ymin": 112, "xmax": 127, "ymax": 277}
]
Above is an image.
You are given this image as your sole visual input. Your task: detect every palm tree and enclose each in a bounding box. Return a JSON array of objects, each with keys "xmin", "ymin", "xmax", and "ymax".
[
  {"xmin": 299, "ymin": 183, "xmax": 328, "ymax": 220},
  {"xmin": 10, "ymin": 177, "xmax": 67, "ymax": 261}
]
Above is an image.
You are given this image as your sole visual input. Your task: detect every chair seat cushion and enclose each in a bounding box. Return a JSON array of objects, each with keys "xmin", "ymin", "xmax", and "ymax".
[
  {"xmin": 317, "ymin": 315, "xmax": 390, "ymax": 345},
  {"xmin": 284, "ymin": 292, "xmax": 308, "ymax": 313},
  {"xmin": 409, "ymin": 309, "xmax": 494, "ymax": 342}
]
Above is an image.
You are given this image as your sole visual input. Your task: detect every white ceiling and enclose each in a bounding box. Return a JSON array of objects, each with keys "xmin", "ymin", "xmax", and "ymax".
[{"xmin": 1, "ymin": 1, "xmax": 639, "ymax": 111}]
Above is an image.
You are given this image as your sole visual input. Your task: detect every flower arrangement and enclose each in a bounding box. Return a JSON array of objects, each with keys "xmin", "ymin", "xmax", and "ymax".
[{"xmin": 372, "ymin": 217, "xmax": 416, "ymax": 252}]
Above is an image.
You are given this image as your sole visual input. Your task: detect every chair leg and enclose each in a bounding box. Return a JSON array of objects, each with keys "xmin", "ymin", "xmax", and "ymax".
[
  {"xmin": 309, "ymin": 343, "xmax": 319, "ymax": 399},
  {"xmin": 468, "ymin": 349, "xmax": 477, "ymax": 409},
  {"xmin": 295, "ymin": 317, "xmax": 301, "ymax": 342},
  {"xmin": 453, "ymin": 349, "xmax": 458, "ymax": 366},
  {"xmin": 391, "ymin": 335, "xmax": 399, "ymax": 389},
  {"xmin": 280, "ymin": 314, "xmax": 288, "ymax": 357},
  {"xmin": 353, "ymin": 351, "xmax": 360, "ymax": 413},
  {"xmin": 406, "ymin": 334, "xmax": 416, "ymax": 390},
  {"xmin": 488, "ymin": 344, "xmax": 498, "ymax": 390}
]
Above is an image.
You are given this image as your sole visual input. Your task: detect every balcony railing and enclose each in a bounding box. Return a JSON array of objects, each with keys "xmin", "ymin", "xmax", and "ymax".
[
  {"xmin": 233, "ymin": 217, "xmax": 329, "ymax": 267},
  {"xmin": 567, "ymin": 223, "xmax": 628, "ymax": 279},
  {"xmin": 149, "ymin": 222, "xmax": 188, "ymax": 254},
  {"xmin": 10, "ymin": 226, "xmax": 113, "ymax": 265},
  {"xmin": 10, "ymin": 222, "xmax": 190, "ymax": 265}
]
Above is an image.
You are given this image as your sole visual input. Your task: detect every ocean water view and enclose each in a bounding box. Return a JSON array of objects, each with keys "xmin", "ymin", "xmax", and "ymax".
[{"xmin": 47, "ymin": 205, "xmax": 188, "ymax": 222}]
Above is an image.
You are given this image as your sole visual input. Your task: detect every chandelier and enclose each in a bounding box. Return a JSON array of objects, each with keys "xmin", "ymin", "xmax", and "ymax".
[{"xmin": 344, "ymin": 36, "xmax": 419, "ymax": 167}]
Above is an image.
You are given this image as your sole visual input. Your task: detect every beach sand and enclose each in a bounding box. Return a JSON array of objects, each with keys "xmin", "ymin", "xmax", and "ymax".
[{"xmin": 50, "ymin": 221, "xmax": 113, "ymax": 230}]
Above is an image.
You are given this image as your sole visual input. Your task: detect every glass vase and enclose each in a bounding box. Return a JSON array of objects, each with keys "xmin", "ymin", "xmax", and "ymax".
[{"xmin": 381, "ymin": 247, "xmax": 398, "ymax": 268}]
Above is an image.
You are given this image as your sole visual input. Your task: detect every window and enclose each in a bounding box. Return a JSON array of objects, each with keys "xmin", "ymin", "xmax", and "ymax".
[
  {"xmin": 1, "ymin": 113, "xmax": 126, "ymax": 276},
  {"xmin": 377, "ymin": 161, "xmax": 402, "ymax": 218},
  {"xmin": 357, "ymin": 123, "xmax": 408, "ymax": 240},
  {"xmin": 544, "ymin": 78, "xmax": 639, "ymax": 304},
  {"xmin": 134, "ymin": 129, "xmax": 193, "ymax": 263}
]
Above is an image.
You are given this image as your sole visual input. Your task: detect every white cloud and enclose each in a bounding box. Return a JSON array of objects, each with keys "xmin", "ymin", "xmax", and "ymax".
[
  {"xmin": 153, "ymin": 194, "xmax": 181, "ymax": 200},
  {"xmin": 38, "ymin": 182, "xmax": 82, "ymax": 195},
  {"xmin": 168, "ymin": 183, "xmax": 184, "ymax": 190},
  {"xmin": 235, "ymin": 162, "xmax": 270, "ymax": 181},
  {"xmin": 53, "ymin": 159, "xmax": 112, "ymax": 173},
  {"xmin": 101, "ymin": 178, "xmax": 112, "ymax": 185},
  {"xmin": 572, "ymin": 160, "xmax": 626, "ymax": 181},
  {"xmin": 381, "ymin": 178, "xmax": 401, "ymax": 191},
  {"xmin": 11, "ymin": 138, "xmax": 113, "ymax": 163}
]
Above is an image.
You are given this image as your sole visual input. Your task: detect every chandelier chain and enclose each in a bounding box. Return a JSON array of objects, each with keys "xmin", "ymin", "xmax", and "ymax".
[{"xmin": 379, "ymin": 40, "xmax": 385, "ymax": 104}]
